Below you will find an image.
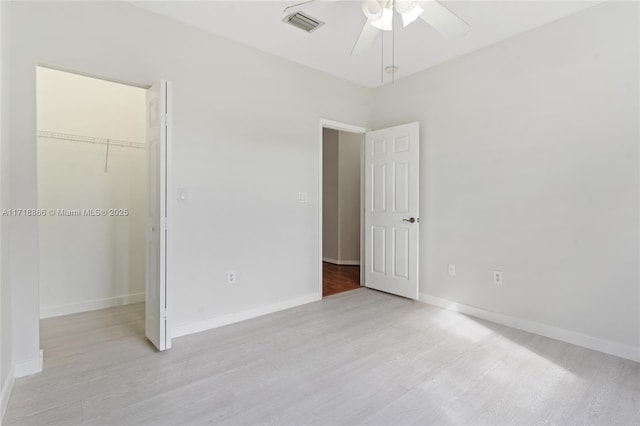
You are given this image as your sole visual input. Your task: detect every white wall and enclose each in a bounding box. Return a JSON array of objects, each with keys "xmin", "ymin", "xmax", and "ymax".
[
  {"xmin": 4, "ymin": 0, "xmax": 371, "ymax": 365},
  {"xmin": 36, "ymin": 68, "xmax": 146, "ymax": 318},
  {"xmin": 337, "ymin": 131, "xmax": 362, "ymax": 263},
  {"xmin": 371, "ymin": 1, "xmax": 640, "ymax": 352},
  {"xmin": 1, "ymin": 0, "xmax": 15, "ymax": 418},
  {"xmin": 322, "ymin": 129, "xmax": 362, "ymax": 264},
  {"xmin": 4, "ymin": 0, "xmax": 638, "ymax": 377},
  {"xmin": 37, "ymin": 67, "xmax": 146, "ymax": 142},
  {"xmin": 322, "ymin": 128, "xmax": 339, "ymax": 261}
]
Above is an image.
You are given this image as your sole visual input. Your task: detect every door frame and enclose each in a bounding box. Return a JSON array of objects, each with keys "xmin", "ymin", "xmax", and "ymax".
[
  {"xmin": 34, "ymin": 65, "xmax": 172, "ymax": 355},
  {"xmin": 318, "ymin": 118, "xmax": 368, "ymax": 296},
  {"xmin": 145, "ymin": 80, "xmax": 172, "ymax": 351}
]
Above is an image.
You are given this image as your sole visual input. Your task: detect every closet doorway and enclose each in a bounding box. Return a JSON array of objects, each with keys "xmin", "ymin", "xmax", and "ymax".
[
  {"xmin": 321, "ymin": 121, "xmax": 365, "ymax": 297},
  {"xmin": 36, "ymin": 66, "xmax": 149, "ymax": 345}
]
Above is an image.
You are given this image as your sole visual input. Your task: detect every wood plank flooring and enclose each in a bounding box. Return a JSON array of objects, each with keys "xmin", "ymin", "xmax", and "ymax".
[
  {"xmin": 322, "ymin": 262, "xmax": 360, "ymax": 297},
  {"xmin": 4, "ymin": 289, "xmax": 639, "ymax": 426}
]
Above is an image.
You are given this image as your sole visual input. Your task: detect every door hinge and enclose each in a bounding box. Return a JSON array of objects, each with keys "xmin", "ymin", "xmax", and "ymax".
[
  {"xmin": 161, "ymin": 306, "xmax": 167, "ymax": 320},
  {"xmin": 162, "ymin": 218, "xmax": 168, "ymax": 230}
]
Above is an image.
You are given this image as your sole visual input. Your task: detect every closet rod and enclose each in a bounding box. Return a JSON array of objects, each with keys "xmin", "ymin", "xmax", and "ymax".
[{"xmin": 38, "ymin": 130, "xmax": 145, "ymax": 149}]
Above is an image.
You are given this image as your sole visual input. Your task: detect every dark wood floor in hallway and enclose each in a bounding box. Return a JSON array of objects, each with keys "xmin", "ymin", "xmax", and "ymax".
[{"xmin": 323, "ymin": 262, "xmax": 360, "ymax": 297}]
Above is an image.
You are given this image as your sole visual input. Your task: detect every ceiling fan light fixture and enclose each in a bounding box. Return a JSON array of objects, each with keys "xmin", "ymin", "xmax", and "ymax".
[
  {"xmin": 362, "ymin": 0, "xmax": 383, "ymax": 21},
  {"xmin": 400, "ymin": 4, "xmax": 424, "ymax": 27},
  {"xmin": 394, "ymin": 0, "xmax": 418, "ymax": 14},
  {"xmin": 370, "ymin": 6, "xmax": 393, "ymax": 31}
]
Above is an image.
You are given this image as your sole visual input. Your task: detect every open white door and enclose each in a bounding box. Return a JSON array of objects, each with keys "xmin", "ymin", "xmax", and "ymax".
[
  {"xmin": 364, "ymin": 122, "xmax": 420, "ymax": 299},
  {"xmin": 146, "ymin": 80, "xmax": 171, "ymax": 351}
]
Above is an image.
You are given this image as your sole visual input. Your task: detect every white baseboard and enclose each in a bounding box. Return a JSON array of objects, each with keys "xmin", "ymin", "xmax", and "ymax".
[
  {"xmin": 419, "ymin": 293, "xmax": 640, "ymax": 363},
  {"xmin": 171, "ymin": 292, "xmax": 322, "ymax": 338},
  {"xmin": 1, "ymin": 367, "xmax": 15, "ymax": 422},
  {"xmin": 14, "ymin": 349, "xmax": 43, "ymax": 378},
  {"xmin": 40, "ymin": 292, "xmax": 145, "ymax": 319},
  {"xmin": 323, "ymin": 257, "xmax": 360, "ymax": 266}
]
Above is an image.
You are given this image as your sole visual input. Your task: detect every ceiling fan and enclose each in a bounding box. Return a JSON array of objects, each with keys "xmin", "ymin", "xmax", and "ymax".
[{"xmin": 283, "ymin": 0, "xmax": 470, "ymax": 55}]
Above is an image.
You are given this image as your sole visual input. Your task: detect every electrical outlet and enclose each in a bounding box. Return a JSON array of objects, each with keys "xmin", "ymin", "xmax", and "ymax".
[
  {"xmin": 493, "ymin": 271, "xmax": 503, "ymax": 285},
  {"xmin": 448, "ymin": 264, "xmax": 456, "ymax": 276},
  {"xmin": 227, "ymin": 270, "xmax": 237, "ymax": 284}
]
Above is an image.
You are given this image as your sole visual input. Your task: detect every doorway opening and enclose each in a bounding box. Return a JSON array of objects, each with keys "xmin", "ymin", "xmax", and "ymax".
[
  {"xmin": 319, "ymin": 119, "xmax": 421, "ymax": 301},
  {"xmin": 35, "ymin": 66, "xmax": 157, "ymax": 354},
  {"xmin": 320, "ymin": 120, "xmax": 366, "ymax": 297}
]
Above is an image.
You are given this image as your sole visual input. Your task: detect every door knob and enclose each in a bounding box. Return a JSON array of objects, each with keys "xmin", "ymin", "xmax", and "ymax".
[{"xmin": 402, "ymin": 217, "xmax": 416, "ymax": 224}]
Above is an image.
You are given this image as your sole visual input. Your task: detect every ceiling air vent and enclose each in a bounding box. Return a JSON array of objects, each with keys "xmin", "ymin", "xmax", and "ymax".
[{"xmin": 283, "ymin": 12, "xmax": 325, "ymax": 33}]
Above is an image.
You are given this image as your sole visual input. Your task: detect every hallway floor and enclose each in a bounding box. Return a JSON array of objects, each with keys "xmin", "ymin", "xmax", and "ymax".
[{"xmin": 322, "ymin": 262, "xmax": 360, "ymax": 297}]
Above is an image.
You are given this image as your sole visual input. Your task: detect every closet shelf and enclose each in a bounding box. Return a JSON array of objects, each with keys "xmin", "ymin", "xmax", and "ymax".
[{"xmin": 38, "ymin": 130, "xmax": 145, "ymax": 149}]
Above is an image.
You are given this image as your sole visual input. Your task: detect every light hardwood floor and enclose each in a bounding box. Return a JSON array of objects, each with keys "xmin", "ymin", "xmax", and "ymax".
[{"xmin": 4, "ymin": 289, "xmax": 639, "ymax": 426}]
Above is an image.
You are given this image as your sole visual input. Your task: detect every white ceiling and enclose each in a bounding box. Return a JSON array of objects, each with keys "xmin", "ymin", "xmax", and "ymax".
[{"xmin": 129, "ymin": 0, "xmax": 602, "ymax": 88}]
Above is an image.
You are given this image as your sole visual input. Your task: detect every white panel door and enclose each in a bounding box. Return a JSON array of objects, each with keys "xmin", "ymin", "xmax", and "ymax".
[
  {"xmin": 146, "ymin": 80, "xmax": 171, "ymax": 351},
  {"xmin": 364, "ymin": 122, "xmax": 419, "ymax": 299}
]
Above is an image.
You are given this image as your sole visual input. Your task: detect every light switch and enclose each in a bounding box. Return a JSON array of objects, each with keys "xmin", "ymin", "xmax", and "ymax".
[
  {"xmin": 178, "ymin": 188, "xmax": 188, "ymax": 201},
  {"xmin": 298, "ymin": 192, "xmax": 309, "ymax": 203}
]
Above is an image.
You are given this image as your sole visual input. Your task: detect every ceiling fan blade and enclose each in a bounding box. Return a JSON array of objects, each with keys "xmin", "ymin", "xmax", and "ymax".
[
  {"xmin": 418, "ymin": 0, "xmax": 470, "ymax": 38},
  {"xmin": 351, "ymin": 19, "xmax": 379, "ymax": 56},
  {"xmin": 283, "ymin": 0, "xmax": 340, "ymax": 14}
]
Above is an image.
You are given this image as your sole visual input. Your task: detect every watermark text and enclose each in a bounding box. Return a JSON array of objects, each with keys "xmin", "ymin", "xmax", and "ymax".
[{"xmin": 1, "ymin": 208, "xmax": 130, "ymax": 217}]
